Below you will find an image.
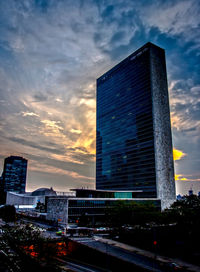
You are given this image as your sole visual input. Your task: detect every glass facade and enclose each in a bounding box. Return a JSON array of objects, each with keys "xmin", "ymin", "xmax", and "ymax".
[
  {"xmin": 74, "ymin": 189, "xmax": 140, "ymax": 199},
  {"xmin": 114, "ymin": 192, "xmax": 132, "ymax": 199},
  {"xmin": 2, "ymin": 156, "xmax": 27, "ymax": 193},
  {"xmin": 68, "ymin": 198, "xmax": 161, "ymax": 217},
  {"xmin": 97, "ymin": 43, "xmax": 160, "ymax": 197}
]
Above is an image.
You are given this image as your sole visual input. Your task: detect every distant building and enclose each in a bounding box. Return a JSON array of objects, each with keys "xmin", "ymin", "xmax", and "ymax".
[
  {"xmin": 96, "ymin": 42, "xmax": 175, "ymax": 209},
  {"xmin": 1, "ymin": 156, "xmax": 27, "ymax": 194},
  {"xmin": 6, "ymin": 187, "xmax": 57, "ymax": 210},
  {"xmin": 31, "ymin": 187, "xmax": 57, "ymax": 197}
]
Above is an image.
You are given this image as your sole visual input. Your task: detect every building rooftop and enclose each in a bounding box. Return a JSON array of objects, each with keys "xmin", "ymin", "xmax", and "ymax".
[{"xmin": 31, "ymin": 187, "xmax": 57, "ymax": 196}]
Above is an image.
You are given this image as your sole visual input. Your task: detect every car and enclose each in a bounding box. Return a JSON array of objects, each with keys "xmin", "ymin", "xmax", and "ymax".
[
  {"xmin": 47, "ymin": 227, "xmax": 58, "ymax": 231},
  {"xmin": 56, "ymin": 230, "xmax": 62, "ymax": 236},
  {"xmin": 167, "ymin": 262, "xmax": 183, "ymax": 271},
  {"xmin": 39, "ymin": 228, "xmax": 46, "ymax": 232},
  {"xmin": 96, "ymin": 227, "xmax": 107, "ymax": 231},
  {"xmin": 56, "ymin": 230, "xmax": 65, "ymax": 236}
]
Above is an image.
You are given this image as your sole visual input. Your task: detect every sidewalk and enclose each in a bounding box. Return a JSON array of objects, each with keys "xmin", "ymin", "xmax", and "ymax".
[{"xmin": 94, "ymin": 236, "xmax": 200, "ymax": 272}]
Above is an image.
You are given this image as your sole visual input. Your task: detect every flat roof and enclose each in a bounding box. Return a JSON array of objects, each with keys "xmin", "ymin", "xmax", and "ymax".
[
  {"xmin": 97, "ymin": 42, "xmax": 164, "ymax": 82},
  {"xmin": 70, "ymin": 189, "xmax": 143, "ymax": 193},
  {"xmin": 68, "ymin": 198, "xmax": 160, "ymax": 201},
  {"xmin": 47, "ymin": 196, "xmax": 160, "ymax": 201}
]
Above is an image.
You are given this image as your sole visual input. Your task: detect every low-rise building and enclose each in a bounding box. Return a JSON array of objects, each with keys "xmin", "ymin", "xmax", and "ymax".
[
  {"xmin": 46, "ymin": 189, "xmax": 161, "ymax": 227},
  {"xmin": 6, "ymin": 187, "xmax": 57, "ymax": 210}
]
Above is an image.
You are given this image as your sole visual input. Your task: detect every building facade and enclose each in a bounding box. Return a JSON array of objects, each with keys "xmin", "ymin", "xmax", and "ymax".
[
  {"xmin": 6, "ymin": 187, "xmax": 57, "ymax": 209},
  {"xmin": 1, "ymin": 156, "xmax": 27, "ymax": 194},
  {"xmin": 96, "ymin": 42, "xmax": 175, "ymax": 209},
  {"xmin": 46, "ymin": 193, "xmax": 161, "ymax": 227}
]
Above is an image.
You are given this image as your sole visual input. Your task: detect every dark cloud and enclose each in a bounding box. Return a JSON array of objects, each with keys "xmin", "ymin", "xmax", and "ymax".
[
  {"xmin": 23, "ymin": 152, "xmax": 94, "ymax": 178},
  {"xmin": 101, "ymin": 5, "xmax": 115, "ymax": 23},
  {"xmin": 34, "ymin": 0, "xmax": 50, "ymax": 12},
  {"xmin": 188, "ymin": 102, "xmax": 200, "ymax": 121},
  {"xmin": 110, "ymin": 31, "xmax": 126, "ymax": 45},
  {"xmin": 7, "ymin": 136, "xmax": 64, "ymax": 155},
  {"xmin": 33, "ymin": 92, "xmax": 48, "ymax": 102}
]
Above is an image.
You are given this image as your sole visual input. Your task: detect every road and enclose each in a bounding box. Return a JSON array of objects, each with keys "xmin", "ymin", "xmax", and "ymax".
[
  {"xmin": 57, "ymin": 258, "xmax": 107, "ymax": 272},
  {"xmin": 70, "ymin": 237, "xmax": 166, "ymax": 272},
  {"xmin": 16, "ymin": 220, "xmax": 195, "ymax": 271}
]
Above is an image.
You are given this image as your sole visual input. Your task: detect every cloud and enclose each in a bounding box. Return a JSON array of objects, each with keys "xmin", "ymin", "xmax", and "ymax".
[
  {"xmin": 173, "ymin": 148, "xmax": 187, "ymax": 161},
  {"xmin": 70, "ymin": 128, "xmax": 82, "ymax": 135},
  {"xmin": 0, "ymin": 0, "xmax": 199, "ymax": 194},
  {"xmin": 33, "ymin": 92, "xmax": 48, "ymax": 102},
  {"xmin": 141, "ymin": 0, "xmax": 200, "ymax": 40},
  {"xmin": 175, "ymin": 174, "xmax": 188, "ymax": 181},
  {"xmin": 6, "ymin": 136, "xmax": 65, "ymax": 155},
  {"xmin": 29, "ymin": 162, "xmax": 94, "ymax": 181},
  {"xmin": 22, "ymin": 111, "xmax": 39, "ymax": 117}
]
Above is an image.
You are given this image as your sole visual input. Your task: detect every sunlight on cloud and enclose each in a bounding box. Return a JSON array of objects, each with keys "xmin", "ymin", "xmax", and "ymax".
[
  {"xmin": 22, "ymin": 112, "xmax": 39, "ymax": 117},
  {"xmin": 173, "ymin": 148, "xmax": 186, "ymax": 161},
  {"xmin": 175, "ymin": 174, "xmax": 188, "ymax": 181},
  {"xmin": 80, "ymin": 98, "xmax": 96, "ymax": 108},
  {"xmin": 22, "ymin": 93, "xmax": 96, "ymax": 158},
  {"xmin": 72, "ymin": 113, "xmax": 96, "ymax": 155},
  {"xmin": 41, "ymin": 119, "xmax": 64, "ymax": 137},
  {"xmin": 55, "ymin": 98, "xmax": 63, "ymax": 103},
  {"xmin": 73, "ymin": 138, "xmax": 96, "ymax": 155},
  {"xmin": 51, "ymin": 154, "xmax": 84, "ymax": 165},
  {"xmin": 70, "ymin": 128, "xmax": 82, "ymax": 134},
  {"xmin": 171, "ymin": 111, "xmax": 200, "ymax": 131},
  {"xmin": 171, "ymin": 113, "xmax": 182, "ymax": 130}
]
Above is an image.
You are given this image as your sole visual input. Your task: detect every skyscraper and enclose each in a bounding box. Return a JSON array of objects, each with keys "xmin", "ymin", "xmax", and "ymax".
[
  {"xmin": 96, "ymin": 42, "xmax": 175, "ymax": 209},
  {"xmin": 1, "ymin": 156, "xmax": 27, "ymax": 194}
]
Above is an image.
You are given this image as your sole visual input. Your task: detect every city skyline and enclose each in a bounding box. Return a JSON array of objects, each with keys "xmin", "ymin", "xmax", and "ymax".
[{"xmin": 0, "ymin": 0, "xmax": 200, "ymax": 195}]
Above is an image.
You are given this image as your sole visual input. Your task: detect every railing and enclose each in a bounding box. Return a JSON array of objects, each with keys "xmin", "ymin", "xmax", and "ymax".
[{"xmin": 56, "ymin": 191, "xmax": 76, "ymax": 197}]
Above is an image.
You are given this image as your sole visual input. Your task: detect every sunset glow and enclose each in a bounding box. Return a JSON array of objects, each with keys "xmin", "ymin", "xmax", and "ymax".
[
  {"xmin": 173, "ymin": 148, "xmax": 186, "ymax": 161},
  {"xmin": 0, "ymin": 0, "xmax": 199, "ymax": 195}
]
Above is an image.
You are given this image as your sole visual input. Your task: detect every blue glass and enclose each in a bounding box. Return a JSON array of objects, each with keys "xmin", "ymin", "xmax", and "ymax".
[
  {"xmin": 96, "ymin": 43, "xmax": 157, "ymax": 197},
  {"xmin": 2, "ymin": 156, "xmax": 27, "ymax": 193}
]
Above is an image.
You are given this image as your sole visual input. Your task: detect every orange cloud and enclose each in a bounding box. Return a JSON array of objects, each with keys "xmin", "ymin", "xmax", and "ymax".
[
  {"xmin": 175, "ymin": 174, "xmax": 188, "ymax": 181},
  {"xmin": 173, "ymin": 148, "xmax": 186, "ymax": 161}
]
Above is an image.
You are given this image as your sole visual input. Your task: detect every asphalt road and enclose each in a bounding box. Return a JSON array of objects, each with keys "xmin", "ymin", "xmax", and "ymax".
[
  {"xmin": 57, "ymin": 258, "xmax": 107, "ymax": 272},
  {"xmin": 71, "ymin": 237, "xmax": 164, "ymax": 272}
]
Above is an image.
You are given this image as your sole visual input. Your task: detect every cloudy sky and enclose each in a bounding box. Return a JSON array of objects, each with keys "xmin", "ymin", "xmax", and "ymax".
[{"xmin": 0, "ymin": 0, "xmax": 199, "ymax": 195}]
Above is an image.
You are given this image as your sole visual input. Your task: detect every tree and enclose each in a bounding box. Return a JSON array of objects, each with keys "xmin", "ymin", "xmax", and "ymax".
[
  {"xmin": 2, "ymin": 225, "xmax": 63, "ymax": 271},
  {"xmin": 169, "ymin": 194, "xmax": 200, "ymax": 228},
  {"xmin": 0, "ymin": 205, "xmax": 16, "ymax": 222},
  {"xmin": 35, "ymin": 201, "xmax": 46, "ymax": 213},
  {"xmin": 106, "ymin": 201, "xmax": 161, "ymax": 227}
]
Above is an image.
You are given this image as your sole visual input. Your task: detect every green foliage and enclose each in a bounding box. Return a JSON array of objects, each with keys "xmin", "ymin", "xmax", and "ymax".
[
  {"xmin": 0, "ymin": 205, "xmax": 16, "ymax": 222},
  {"xmin": 169, "ymin": 194, "xmax": 200, "ymax": 229},
  {"xmin": 2, "ymin": 225, "xmax": 63, "ymax": 271},
  {"xmin": 171, "ymin": 194, "xmax": 200, "ymax": 213},
  {"xmin": 106, "ymin": 201, "xmax": 161, "ymax": 227},
  {"xmin": 3, "ymin": 224, "xmax": 42, "ymax": 246},
  {"xmin": 105, "ymin": 195, "xmax": 200, "ymax": 228},
  {"xmin": 3, "ymin": 224, "xmax": 60, "ymax": 260},
  {"xmin": 114, "ymin": 196, "xmax": 200, "ymax": 264},
  {"xmin": 35, "ymin": 201, "xmax": 46, "ymax": 212}
]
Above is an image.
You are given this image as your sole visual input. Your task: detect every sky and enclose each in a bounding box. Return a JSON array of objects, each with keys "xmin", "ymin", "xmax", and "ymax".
[{"xmin": 0, "ymin": 0, "xmax": 199, "ymax": 195}]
